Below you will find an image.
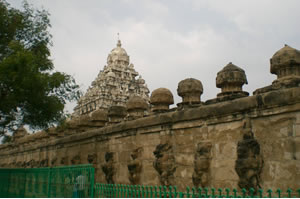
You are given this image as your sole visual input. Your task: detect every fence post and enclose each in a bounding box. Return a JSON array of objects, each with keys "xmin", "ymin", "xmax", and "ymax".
[
  {"xmin": 22, "ymin": 169, "xmax": 27, "ymax": 197},
  {"xmin": 47, "ymin": 167, "xmax": 52, "ymax": 198},
  {"xmin": 90, "ymin": 167, "xmax": 95, "ymax": 198}
]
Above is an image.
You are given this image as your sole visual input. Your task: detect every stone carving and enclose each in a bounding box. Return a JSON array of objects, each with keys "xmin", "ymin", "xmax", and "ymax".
[
  {"xmin": 39, "ymin": 158, "xmax": 49, "ymax": 167},
  {"xmin": 71, "ymin": 155, "xmax": 81, "ymax": 165},
  {"xmin": 192, "ymin": 142, "xmax": 212, "ymax": 188},
  {"xmin": 108, "ymin": 106, "xmax": 127, "ymax": 124},
  {"xmin": 126, "ymin": 96, "xmax": 148, "ymax": 120},
  {"xmin": 73, "ymin": 39, "xmax": 149, "ymax": 117},
  {"xmin": 87, "ymin": 153, "xmax": 97, "ymax": 164},
  {"xmin": 102, "ymin": 152, "xmax": 115, "ymax": 184},
  {"xmin": 51, "ymin": 157, "xmax": 57, "ymax": 166},
  {"xmin": 150, "ymin": 88, "xmax": 174, "ymax": 113},
  {"xmin": 128, "ymin": 147, "xmax": 143, "ymax": 185},
  {"xmin": 177, "ymin": 78, "xmax": 203, "ymax": 109},
  {"xmin": 60, "ymin": 157, "xmax": 68, "ymax": 165},
  {"xmin": 235, "ymin": 119, "xmax": 263, "ymax": 193},
  {"xmin": 153, "ymin": 142, "xmax": 176, "ymax": 186},
  {"xmin": 254, "ymin": 45, "xmax": 300, "ymax": 94}
]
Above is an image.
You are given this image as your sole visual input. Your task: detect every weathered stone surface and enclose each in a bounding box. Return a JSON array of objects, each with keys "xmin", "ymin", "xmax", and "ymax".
[
  {"xmin": 126, "ymin": 95, "xmax": 148, "ymax": 120},
  {"xmin": 254, "ymin": 45, "xmax": 300, "ymax": 94},
  {"xmin": 150, "ymin": 88, "xmax": 174, "ymax": 113},
  {"xmin": 128, "ymin": 147, "xmax": 143, "ymax": 185},
  {"xmin": 102, "ymin": 152, "xmax": 115, "ymax": 184},
  {"xmin": 153, "ymin": 142, "xmax": 176, "ymax": 186},
  {"xmin": 177, "ymin": 78, "xmax": 203, "ymax": 107},
  {"xmin": 192, "ymin": 142, "xmax": 212, "ymax": 188},
  {"xmin": 235, "ymin": 119, "xmax": 263, "ymax": 193}
]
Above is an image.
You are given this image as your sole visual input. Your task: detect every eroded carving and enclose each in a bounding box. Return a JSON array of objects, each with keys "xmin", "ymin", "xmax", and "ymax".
[
  {"xmin": 51, "ymin": 157, "xmax": 57, "ymax": 166},
  {"xmin": 60, "ymin": 157, "xmax": 68, "ymax": 165},
  {"xmin": 128, "ymin": 147, "xmax": 143, "ymax": 184},
  {"xmin": 102, "ymin": 152, "xmax": 115, "ymax": 184},
  {"xmin": 235, "ymin": 119, "xmax": 263, "ymax": 193},
  {"xmin": 153, "ymin": 142, "xmax": 176, "ymax": 186},
  {"xmin": 39, "ymin": 158, "xmax": 49, "ymax": 167},
  {"xmin": 192, "ymin": 142, "xmax": 212, "ymax": 188},
  {"xmin": 88, "ymin": 153, "xmax": 97, "ymax": 164},
  {"xmin": 71, "ymin": 155, "xmax": 81, "ymax": 165}
]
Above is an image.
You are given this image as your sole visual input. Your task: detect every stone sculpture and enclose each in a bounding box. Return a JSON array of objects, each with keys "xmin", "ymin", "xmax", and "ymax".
[
  {"xmin": 128, "ymin": 147, "xmax": 143, "ymax": 185},
  {"xmin": 153, "ymin": 142, "xmax": 176, "ymax": 186},
  {"xmin": 192, "ymin": 142, "xmax": 212, "ymax": 188},
  {"xmin": 87, "ymin": 153, "xmax": 97, "ymax": 164},
  {"xmin": 102, "ymin": 152, "xmax": 115, "ymax": 184},
  {"xmin": 235, "ymin": 119, "xmax": 263, "ymax": 193}
]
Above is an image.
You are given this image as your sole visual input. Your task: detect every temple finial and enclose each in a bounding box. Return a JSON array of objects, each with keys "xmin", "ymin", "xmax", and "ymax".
[{"xmin": 117, "ymin": 33, "xmax": 121, "ymax": 47}]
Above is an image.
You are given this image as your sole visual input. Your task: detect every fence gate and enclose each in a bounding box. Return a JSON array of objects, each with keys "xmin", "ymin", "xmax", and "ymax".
[{"xmin": 0, "ymin": 164, "xmax": 94, "ymax": 198}]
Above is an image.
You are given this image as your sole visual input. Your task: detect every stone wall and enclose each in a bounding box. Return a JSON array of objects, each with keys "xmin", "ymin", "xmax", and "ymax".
[
  {"xmin": 0, "ymin": 87, "xmax": 300, "ymax": 191},
  {"xmin": 0, "ymin": 44, "xmax": 300, "ymax": 191}
]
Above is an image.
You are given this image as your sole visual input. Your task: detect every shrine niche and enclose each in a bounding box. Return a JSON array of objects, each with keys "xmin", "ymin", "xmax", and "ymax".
[
  {"xmin": 153, "ymin": 142, "xmax": 176, "ymax": 186},
  {"xmin": 128, "ymin": 147, "xmax": 143, "ymax": 185},
  {"xmin": 192, "ymin": 142, "xmax": 212, "ymax": 188}
]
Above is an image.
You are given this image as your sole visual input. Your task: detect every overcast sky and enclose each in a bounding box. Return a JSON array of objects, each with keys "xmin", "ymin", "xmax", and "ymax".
[{"xmin": 7, "ymin": 0, "xmax": 300, "ymax": 113}]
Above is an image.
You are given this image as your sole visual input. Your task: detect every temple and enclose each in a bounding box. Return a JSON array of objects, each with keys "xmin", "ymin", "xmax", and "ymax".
[
  {"xmin": 1, "ymin": 44, "xmax": 300, "ymax": 192},
  {"xmin": 73, "ymin": 39, "xmax": 150, "ymax": 117}
]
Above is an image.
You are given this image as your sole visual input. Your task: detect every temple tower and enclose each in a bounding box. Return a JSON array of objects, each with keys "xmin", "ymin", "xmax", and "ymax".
[{"xmin": 73, "ymin": 40, "xmax": 150, "ymax": 116}]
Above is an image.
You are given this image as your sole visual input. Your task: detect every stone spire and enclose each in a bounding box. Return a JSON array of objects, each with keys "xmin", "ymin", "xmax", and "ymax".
[{"xmin": 73, "ymin": 40, "xmax": 150, "ymax": 117}]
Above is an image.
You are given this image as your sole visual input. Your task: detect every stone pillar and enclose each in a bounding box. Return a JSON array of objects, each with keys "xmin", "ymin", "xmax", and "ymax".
[
  {"xmin": 126, "ymin": 96, "xmax": 148, "ymax": 120},
  {"xmin": 177, "ymin": 78, "xmax": 203, "ymax": 108},
  {"xmin": 150, "ymin": 88, "xmax": 174, "ymax": 113}
]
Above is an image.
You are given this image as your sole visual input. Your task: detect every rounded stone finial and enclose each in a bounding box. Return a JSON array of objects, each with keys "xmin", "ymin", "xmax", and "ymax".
[
  {"xmin": 126, "ymin": 95, "xmax": 148, "ymax": 119},
  {"xmin": 270, "ymin": 44, "xmax": 300, "ymax": 79},
  {"xmin": 216, "ymin": 62, "xmax": 248, "ymax": 95},
  {"xmin": 108, "ymin": 106, "xmax": 127, "ymax": 124},
  {"xmin": 150, "ymin": 88, "xmax": 174, "ymax": 113},
  {"xmin": 177, "ymin": 78, "xmax": 203, "ymax": 105},
  {"xmin": 90, "ymin": 109, "xmax": 108, "ymax": 127}
]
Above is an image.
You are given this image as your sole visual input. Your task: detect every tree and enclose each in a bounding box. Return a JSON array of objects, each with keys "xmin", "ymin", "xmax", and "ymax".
[{"xmin": 0, "ymin": 0, "xmax": 81, "ymax": 138}]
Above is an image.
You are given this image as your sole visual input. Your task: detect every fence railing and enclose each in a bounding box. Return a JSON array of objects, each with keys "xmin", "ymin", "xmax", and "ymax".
[
  {"xmin": 1, "ymin": 165, "xmax": 299, "ymax": 198},
  {"xmin": 94, "ymin": 183, "xmax": 300, "ymax": 198},
  {"xmin": 0, "ymin": 164, "xmax": 94, "ymax": 198}
]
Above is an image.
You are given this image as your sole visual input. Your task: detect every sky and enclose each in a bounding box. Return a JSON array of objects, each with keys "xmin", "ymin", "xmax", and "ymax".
[{"xmin": 7, "ymin": 0, "xmax": 300, "ymax": 113}]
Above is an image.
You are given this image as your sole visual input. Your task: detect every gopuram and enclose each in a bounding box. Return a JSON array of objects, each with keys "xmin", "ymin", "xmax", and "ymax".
[
  {"xmin": 0, "ymin": 43, "xmax": 300, "ymax": 192},
  {"xmin": 73, "ymin": 39, "xmax": 149, "ymax": 117}
]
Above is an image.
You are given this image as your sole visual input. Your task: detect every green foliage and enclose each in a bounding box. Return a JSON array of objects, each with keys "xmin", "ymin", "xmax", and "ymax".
[{"xmin": 0, "ymin": 0, "xmax": 81, "ymax": 137}]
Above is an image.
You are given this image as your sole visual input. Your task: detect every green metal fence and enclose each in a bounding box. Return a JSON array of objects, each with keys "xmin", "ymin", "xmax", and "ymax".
[
  {"xmin": 0, "ymin": 164, "xmax": 94, "ymax": 198},
  {"xmin": 94, "ymin": 184, "xmax": 300, "ymax": 198},
  {"xmin": 1, "ymin": 165, "xmax": 300, "ymax": 198}
]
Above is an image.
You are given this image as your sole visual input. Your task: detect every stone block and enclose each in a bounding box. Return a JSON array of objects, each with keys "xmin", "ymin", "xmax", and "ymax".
[
  {"xmin": 176, "ymin": 153, "xmax": 194, "ymax": 166},
  {"xmin": 175, "ymin": 165, "xmax": 193, "ymax": 179}
]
